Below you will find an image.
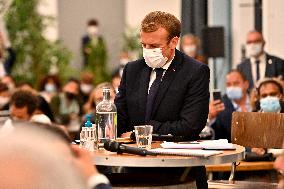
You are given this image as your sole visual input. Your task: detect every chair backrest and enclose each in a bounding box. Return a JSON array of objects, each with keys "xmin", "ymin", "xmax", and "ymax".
[{"xmin": 231, "ymin": 112, "xmax": 284, "ymax": 149}]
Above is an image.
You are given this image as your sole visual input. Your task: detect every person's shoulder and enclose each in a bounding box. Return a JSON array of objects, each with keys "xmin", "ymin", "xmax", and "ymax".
[
  {"xmin": 266, "ymin": 53, "xmax": 284, "ymax": 62},
  {"xmin": 177, "ymin": 50, "xmax": 208, "ymax": 70}
]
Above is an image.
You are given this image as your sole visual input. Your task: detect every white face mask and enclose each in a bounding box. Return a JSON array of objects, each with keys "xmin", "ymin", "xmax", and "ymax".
[
  {"xmin": 45, "ymin": 84, "xmax": 56, "ymax": 93},
  {"xmin": 246, "ymin": 42, "xmax": 263, "ymax": 57},
  {"xmin": 87, "ymin": 26, "xmax": 99, "ymax": 36},
  {"xmin": 80, "ymin": 84, "xmax": 93, "ymax": 94},
  {"xmin": 183, "ymin": 45, "xmax": 197, "ymax": 56},
  {"xmin": 143, "ymin": 47, "xmax": 168, "ymax": 68}
]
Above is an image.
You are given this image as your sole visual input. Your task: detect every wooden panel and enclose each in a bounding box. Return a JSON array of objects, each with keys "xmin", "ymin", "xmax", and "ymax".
[
  {"xmin": 231, "ymin": 112, "xmax": 284, "ymax": 148},
  {"xmin": 206, "ymin": 161, "xmax": 275, "ymax": 172}
]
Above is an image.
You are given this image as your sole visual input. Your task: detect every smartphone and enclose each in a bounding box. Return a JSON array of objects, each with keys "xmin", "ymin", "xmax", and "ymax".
[{"xmin": 212, "ymin": 89, "xmax": 222, "ymax": 101}]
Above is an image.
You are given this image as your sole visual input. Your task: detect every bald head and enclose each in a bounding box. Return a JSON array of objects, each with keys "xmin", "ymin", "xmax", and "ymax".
[
  {"xmin": 0, "ymin": 126, "xmax": 87, "ymax": 189},
  {"xmin": 246, "ymin": 30, "xmax": 265, "ymax": 44}
]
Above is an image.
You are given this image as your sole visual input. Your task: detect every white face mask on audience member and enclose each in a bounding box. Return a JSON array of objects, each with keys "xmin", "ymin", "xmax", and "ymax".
[
  {"xmin": 226, "ymin": 86, "xmax": 243, "ymax": 100},
  {"xmin": 260, "ymin": 96, "xmax": 281, "ymax": 112},
  {"xmin": 246, "ymin": 42, "xmax": 262, "ymax": 58},
  {"xmin": 182, "ymin": 45, "xmax": 197, "ymax": 57}
]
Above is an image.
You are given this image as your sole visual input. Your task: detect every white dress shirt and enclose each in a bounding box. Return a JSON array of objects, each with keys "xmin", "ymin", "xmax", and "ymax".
[
  {"xmin": 148, "ymin": 56, "xmax": 175, "ymax": 94},
  {"xmin": 250, "ymin": 53, "xmax": 266, "ymax": 83}
]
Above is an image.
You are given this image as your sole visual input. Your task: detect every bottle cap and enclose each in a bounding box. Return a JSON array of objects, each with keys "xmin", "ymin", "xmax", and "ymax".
[{"xmin": 84, "ymin": 114, "xmax": 93, "ymax": 127}]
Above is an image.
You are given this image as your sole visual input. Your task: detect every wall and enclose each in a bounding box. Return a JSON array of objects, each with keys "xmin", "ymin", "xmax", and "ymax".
[
  {"xmin": 263, "ymin": 0, "xmax": 284, "ymax": 59},
  {"xmin": 125, "ymin": 0, "xmax": 181, "ymax": 28},
  {"xmin": 57, "ymin": 0, "xmax": 125, "ymax": 71},
  {"xmin": 231, "ymin": 0, "xmax": 254, "ymax": 68}
]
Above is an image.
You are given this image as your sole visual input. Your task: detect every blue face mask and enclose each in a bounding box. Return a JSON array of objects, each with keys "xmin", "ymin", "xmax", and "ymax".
[
  {"xmin": 226, "ymin": 87, "xmax": 243, "ymax": 100},
  {"xmin": 260, "ymin": 96, "xmax": 281, "ymax": 112}
]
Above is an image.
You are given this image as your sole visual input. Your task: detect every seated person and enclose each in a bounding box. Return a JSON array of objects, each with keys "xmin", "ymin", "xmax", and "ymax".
[
  {"xmin": 210, "ymin": 70, "xmax": 251, "ymax": 141},
  {"xmin": 248, "ymin": 78, "xmax": 284, "ymax": 159},
  {"xmin": 50, "ymin": 78, "xmax": 82, "ymax": 126},
  {"xmin": 0, "ymin": 90, "xmax": 38, "ymax": 133},
  {"xmin": 0, "ymin": 82, "xmax": 11, "ymax": 111},
  {"xmin": 252, "ymin": 78, "xmax": 284, "ymax": 112},
  {"xmin": 0, "ymin": 122, "xmax": 111, "ymax": 189}
]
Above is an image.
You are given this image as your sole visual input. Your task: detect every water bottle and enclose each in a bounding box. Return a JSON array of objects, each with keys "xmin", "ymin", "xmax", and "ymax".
[
  {"xmin": 96, "ymin": 87, "xmax": 117, "ymax": 148},
  {"xmin": 80, "ymin": 114, "xmax": 97, "ymax": 151}
]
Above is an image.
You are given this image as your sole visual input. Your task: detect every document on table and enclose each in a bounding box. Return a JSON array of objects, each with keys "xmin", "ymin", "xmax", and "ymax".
[
  {"xmin": 160, "ymin": 139, "xmax": 236, "ymax": 150},
  {"xmin": 148, "ymin": 148, "xmax": 223, "ymax": 157}
]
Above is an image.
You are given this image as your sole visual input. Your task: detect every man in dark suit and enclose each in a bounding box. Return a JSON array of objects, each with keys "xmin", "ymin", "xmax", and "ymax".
[
  {"xmin": 115, "ymin": 11, "xmax": 209, "ymax": 188},
  {"xmin": 237, "ymin": 30, "xmax": 284, "ymax": 90},
  {"xmin": 210, "ymin": 70, "xmax": 251, "ymax": 142}
]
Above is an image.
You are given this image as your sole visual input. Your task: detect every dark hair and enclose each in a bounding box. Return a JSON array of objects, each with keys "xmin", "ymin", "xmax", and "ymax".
[
  {"xmin": 141, "ymin": 11, "xmax": 181, "ymax": 40},
  {"xmin": 11, "ymin": 90, "xmax": 38, "ymax": 115},
  {"xmin": 87, "ymin": 19, "xmax": 98, "ymax": 26},
  {"xmin": 227, "ymin": 69, "xmax": 248, "ymax": 81},
  {"xmin": 37, "ymin": 96, "xmax": 55, "ymax": 122},
  {"xmin": 39, "ymin": 75, "xmax": 61, "ymax": 91},
  {"xmin": 257, "ymin": 79, "xmax": 283, "ymax": 95}
]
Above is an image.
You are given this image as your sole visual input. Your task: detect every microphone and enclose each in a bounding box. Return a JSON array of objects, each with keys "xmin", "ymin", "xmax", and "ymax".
[
  {"xmin": 104, "ymin": 141, "xmax": 156, "ymax": 156},
  {"xmin": 130, "ymin": 132, "xmax": 185, "ymax": 142}
]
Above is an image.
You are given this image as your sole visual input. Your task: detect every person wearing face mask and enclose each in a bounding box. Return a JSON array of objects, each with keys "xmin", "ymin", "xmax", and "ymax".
[
  {"xmin": 115, "ymin": 11, "xmax": 210, "ymax": 188},
  {"xmin": 237, "ymin": 30, "xmax": 284, "ymax": 91},
  {"xmin": 79, "ymin": 71, "xmax": 94, "ymax": 104},
  {"xmin": 50, "ymin": 78, "xmax": 82, "ymax": 126},
  {"xmin": 253, "ymin": 78, "xmax": 284, "ymax": 113},
  {"xmin": 180, "ymin": 34, "xmax": 207, "ymax": 64},
  {"xmin": 81, "ymin": 19, "xmax": 107, "ymax": 75},
  {"xmin": 39, "ymin": 75, "xmax": 61, "ymax": 103},
  {"xmin": 210, "ymin": 70, "xmax": 251, "ymax": 142}
]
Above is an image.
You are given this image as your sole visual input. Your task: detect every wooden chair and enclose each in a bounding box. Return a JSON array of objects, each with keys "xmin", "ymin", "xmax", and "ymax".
[{"xmin": 207, "ymin": 112, "xmax": 284, "ymax": 188}]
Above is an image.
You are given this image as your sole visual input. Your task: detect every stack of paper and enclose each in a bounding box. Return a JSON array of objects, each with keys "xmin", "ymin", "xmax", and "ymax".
[
  {"xmin": 149, "ymin": 148, "xmax": 223, "ymax": 157},
  {"xmin": 160, "ymin": 139, "xmax": 235, "ymax": 150}
]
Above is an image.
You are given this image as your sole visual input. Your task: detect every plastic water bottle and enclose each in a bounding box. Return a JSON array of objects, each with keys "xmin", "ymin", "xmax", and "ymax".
[{"xmin": 96, "ymin": 87, "xmax": 117, "ymax": 148}]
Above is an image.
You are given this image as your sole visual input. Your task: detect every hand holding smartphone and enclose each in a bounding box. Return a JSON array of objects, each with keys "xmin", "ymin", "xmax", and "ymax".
[{"xmin": 212, "ymin": 89, "xmax": 222, "ymax": 101}]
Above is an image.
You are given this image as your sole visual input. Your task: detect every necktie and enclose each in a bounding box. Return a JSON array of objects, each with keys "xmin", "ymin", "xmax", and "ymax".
[
  {"xmin": 145, "ymin": 68, "xmax": 164, "ymax": 122},
  {"xmin": 255, "ymin": 60, "xmax": 260, "ymax": 81}
]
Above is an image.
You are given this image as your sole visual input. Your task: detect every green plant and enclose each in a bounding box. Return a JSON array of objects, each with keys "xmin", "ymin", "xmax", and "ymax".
[
  {"xmin": 122, "ymin": 27, "xmax": 142, "ymax": 59},
  {"xmin": 5, "ymin": 0, "xmax": 73, "ymax": 87}
]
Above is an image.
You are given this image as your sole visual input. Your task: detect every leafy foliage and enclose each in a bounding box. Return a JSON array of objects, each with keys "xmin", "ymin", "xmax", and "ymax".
[{"xmin": 5, "ymin": 0, "xmax": 73, "ymax": 87}]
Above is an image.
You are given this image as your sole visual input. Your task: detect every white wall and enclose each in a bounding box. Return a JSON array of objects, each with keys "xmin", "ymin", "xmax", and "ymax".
[
  {"xmin": 125, "ymin": 0, "xmax": 181, "ymax": 28},
  {"xmin": 231, "ymin": 0, "xmax": 254, "ymax": 68},
  {"xmin": 263, "ymin": 0, "xmax": 284, "ymax": 59}
]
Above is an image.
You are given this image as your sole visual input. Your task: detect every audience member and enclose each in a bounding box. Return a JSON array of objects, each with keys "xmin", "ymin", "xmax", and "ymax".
[
  {"xmin": 210, "ymin": 70, "xmax": 251, "ymax": 141},
  {"xmin": 39, "ymin": 74, "xmax": 61, "ymax": 103},
  {"xmin": 0, "ymin": 32, "xmax": 15, "ymax": 78},
  {"xmin": 1, "ymin": 75, "xmax": 16, "ymax": 92},
  {"xmin": 0, "ymin": 123, "xmax": 111, "ymax": 189},
  {"xmin": 252, "ymin": 78, "xmax": 284, "ymax": 112},
  {"xmin": 80, "ymin": 71, "xmax": 94, "ymax": 104},
  {"xmin": 0, "ymin": 82, "xmax": 10, "ymax": 111},
  {"xmin": 237, "ymin": 30, "xmax": 284, "ymax": 90},
  {"xmin": 50, "ymin": 78, "xmax": 82, "ymax": 126},
  {"xmin": 81, "ymin": 19, "xmax": 108, "ymax": 84},
  {"xmin": 180, "ymin": 33, "xmax": 206, "ymax": 64}
]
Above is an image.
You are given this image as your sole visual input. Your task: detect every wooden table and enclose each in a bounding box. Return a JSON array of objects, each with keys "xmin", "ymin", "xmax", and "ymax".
[{"xmin": 92, "ymin": 142, "xmax": 245, "ymax": 167}]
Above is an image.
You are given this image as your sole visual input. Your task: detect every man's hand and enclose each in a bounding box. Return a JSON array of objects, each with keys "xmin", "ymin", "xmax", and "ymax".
[
  {"xmin": 251, "ymin": 148, "xmax": 266, "ymax": 155},
  {"xmin": 209, "ymin": 100, "xmax": 225, "ymax": 119}
]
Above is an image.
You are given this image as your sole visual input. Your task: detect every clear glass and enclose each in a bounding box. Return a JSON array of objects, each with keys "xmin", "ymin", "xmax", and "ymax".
[
  {"xmin": 134, "ymin": 125, "xmax": 153, "ymax": 150},
  {"xmin": 96, "ymin": 88, "xmax": 117, "ymax": 148}
]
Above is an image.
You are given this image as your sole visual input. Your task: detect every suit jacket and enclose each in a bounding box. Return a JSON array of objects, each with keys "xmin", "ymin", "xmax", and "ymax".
[
  {"xmin": 115, "ymin": 49, "xmax": 210, "ymax": 140},
  {"xmin": 237, "ymin": 53, "xmax": 284, "ymax": 90},
  {"xmin": 211, "ymin": 95, "xmax": 235, "ymax": 142}
]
